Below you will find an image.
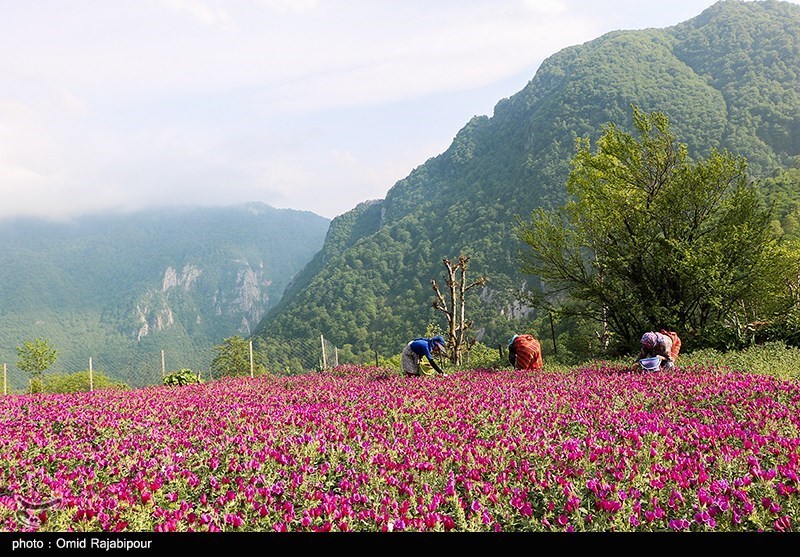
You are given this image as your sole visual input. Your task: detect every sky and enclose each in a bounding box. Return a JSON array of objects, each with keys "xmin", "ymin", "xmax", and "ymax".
[{"xmin": 1, "ymin": 0, "xmax": 797, "ymax": 222}]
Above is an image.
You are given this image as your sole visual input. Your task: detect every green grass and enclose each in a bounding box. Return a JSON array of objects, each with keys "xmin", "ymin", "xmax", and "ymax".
[
  {"xmin": 677, "ymin": 341, "xmax": 800, "ymax": 381},
  {"xmin": 386, "ymin": 340, "xmax": 800, "ymax": 382},
  {"xmin": 543, "ymin": 341, "xmax": 800, "ymax": 381}
]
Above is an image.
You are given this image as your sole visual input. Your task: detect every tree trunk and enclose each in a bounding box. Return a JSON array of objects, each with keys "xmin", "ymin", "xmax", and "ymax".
[{"xmin": 431, "ymin": 255, "xmax": 488, "ymax": 366}]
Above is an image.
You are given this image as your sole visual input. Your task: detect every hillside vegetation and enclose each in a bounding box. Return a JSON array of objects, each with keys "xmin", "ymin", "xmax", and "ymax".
[
  {"xmin": 0, "ymin": 203, "xmax": 329, "ymax": 389},
  {"xmin": 253, "ymin": 1, "xmax": 800, "ymax": 372}
]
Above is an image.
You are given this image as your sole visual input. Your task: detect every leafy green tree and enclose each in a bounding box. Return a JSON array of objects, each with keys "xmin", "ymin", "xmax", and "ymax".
[
  {"xmin": 739, "ymin": 238, "xmax": 800, "ymax": 348},
  {"xmin": 762, "ymin": 162, "xmax": 800, "ymax": 240},
  {"xmin": 210, "ymin": 335, "xmax": 269, "ymax": 378},
  {"xmin": 515, "ymin": 107, "xmax": 784, "ymax": 352},
  {"xmin": 16, "ymin": 337, "xmax": 58, "ymax": 391}
]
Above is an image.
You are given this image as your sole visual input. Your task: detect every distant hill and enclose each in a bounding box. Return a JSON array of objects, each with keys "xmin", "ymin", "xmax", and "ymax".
[
  {"xmin": 252, "ymin": 0, "xmax": 800, "ymax": 370},
  {"xmin": 0, "ymin": 203, "xmax": 329, "ymax": 390}
]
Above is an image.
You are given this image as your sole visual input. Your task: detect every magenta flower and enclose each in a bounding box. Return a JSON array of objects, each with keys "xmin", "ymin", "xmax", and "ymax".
[
  {"xmin": 774, "ymin": 516, "xmax": 791, "ymax": 532},
  {"xmin": 1, "ymin": 365, "xmax": 799, "ymax": 532}
]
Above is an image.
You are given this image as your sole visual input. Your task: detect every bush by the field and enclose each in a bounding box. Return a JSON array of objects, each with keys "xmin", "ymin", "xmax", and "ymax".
[{"xmin": 163, "ymin": 368, "xmax": 204, "ymax": 386}]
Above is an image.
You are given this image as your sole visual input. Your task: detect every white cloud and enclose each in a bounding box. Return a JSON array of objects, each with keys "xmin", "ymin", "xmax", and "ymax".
[
  {"xmin": 257, "ymin": 0, "xmax": 320, "ymax": 14},
  {"xmin": 159, "ymin": 0, "xmax": 232, "ymax": 25},
  {"xmin": 520, "ymin": 0, "xmax": 569, "ymax": 15},
  {"xmin": 0, "ymin": 1, "xmax": 796, "ymax": 221}
]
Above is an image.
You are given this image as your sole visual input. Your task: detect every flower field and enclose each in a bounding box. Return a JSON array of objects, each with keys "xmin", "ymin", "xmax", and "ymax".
[{"xmin": 1, "ymin": 364, "xmax": 799, "ymax": 532}]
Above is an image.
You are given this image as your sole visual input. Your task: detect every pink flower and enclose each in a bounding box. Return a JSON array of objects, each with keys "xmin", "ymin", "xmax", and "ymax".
[
  {"xmin": 774, "ymin": 516, "xmax": 791, "ymax": 532},
  {"xmin": 224, "ymin": 513, "xmax": 243, "ymax": 528},
  {"xmin": 669, "ymin": 519, "xmax": 691, "ymax": 531}
]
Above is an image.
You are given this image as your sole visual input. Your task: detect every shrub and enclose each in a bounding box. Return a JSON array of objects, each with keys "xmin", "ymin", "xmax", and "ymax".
[
  {"xmin": 376, "ymin": 353, "xmax": 403, "ymax": 374},
  {"xmin": 461, "ymin": 341, "xmax": 505, "ymax": 369},
  {"xmin": 42, "ymin": 370, "xmax": 128, "ymax": 393},
  {"xmin": 163, "ymin": 369, "xmax": 203, "ymax": 386}
]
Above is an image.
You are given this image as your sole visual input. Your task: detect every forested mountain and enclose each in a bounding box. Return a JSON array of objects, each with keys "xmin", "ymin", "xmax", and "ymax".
[
  {"xmin": 253, "ymin": 0, "xmax": 800, "ymax": 370},
  {"xmin": 0, "ymin": 203, "xmax": 329, "ymax": 389}
]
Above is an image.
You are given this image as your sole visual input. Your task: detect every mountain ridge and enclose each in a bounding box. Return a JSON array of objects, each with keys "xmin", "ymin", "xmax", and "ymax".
[
  {"xmin": 252, "ymin": 0, "xmax": 800, "ymax": 369},
  {"xmin": 0, "ymin": 202, "xmax": 329, "ymax": 389}
]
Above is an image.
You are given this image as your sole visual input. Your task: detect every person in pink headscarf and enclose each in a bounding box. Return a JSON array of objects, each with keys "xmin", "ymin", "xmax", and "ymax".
[{"xmin": 637, "ymin": 330, "xmax": 680, "ymax": 370}]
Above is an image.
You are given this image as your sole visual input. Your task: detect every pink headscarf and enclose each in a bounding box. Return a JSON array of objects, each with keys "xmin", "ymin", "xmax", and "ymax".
[{"xmin": 641, "ymin": 332, "xmax": 658, "ymax": 349}]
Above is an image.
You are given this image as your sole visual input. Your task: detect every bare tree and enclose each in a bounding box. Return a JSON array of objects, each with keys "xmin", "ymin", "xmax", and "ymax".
[{"xmin": 431, "ymin": 255, "xmax": 488, "ymax": 365}]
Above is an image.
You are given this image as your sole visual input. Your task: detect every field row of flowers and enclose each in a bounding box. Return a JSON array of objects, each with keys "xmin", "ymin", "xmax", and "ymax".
[{"xmin": 1, "ymin": 363, "xmax": 799, "ymax": 532}]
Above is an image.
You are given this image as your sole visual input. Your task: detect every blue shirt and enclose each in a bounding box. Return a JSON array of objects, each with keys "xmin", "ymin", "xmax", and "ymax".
[{"xmin": 408, "ymin": 338, "xmax": 436, "ymax": 361}]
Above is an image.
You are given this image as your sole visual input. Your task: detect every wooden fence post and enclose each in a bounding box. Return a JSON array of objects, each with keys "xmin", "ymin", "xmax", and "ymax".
[
  {"xmin": 89, "ymin": 357, "xmax": 94, "ymax": 392},
  {"xmin": 320, "ymin": 335, "xmax": 327, "ymax": 370},
  {"xmin": 161, "ymin": 350, "xmax": 166, "ymax": 379},
  {"xmin": 249, "ymin": 340, "xmax": 254, "ymax": 378},
  {"xmin": 3, "ymin": 363, "xmax": 6, "ymax": 395}
]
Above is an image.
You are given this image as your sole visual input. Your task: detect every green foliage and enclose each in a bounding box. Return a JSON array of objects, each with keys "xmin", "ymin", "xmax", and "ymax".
[
  {"xmin": 2, "ymin": 2, "xmax": 799, "ymax": 375},
  {"xmin": 682, "ymin": 342, "xmax": 800, "ymax": 382},
  {"xmin": 163, "ymin": 368, "xmax": 203, "ymax": 386},
  {"xmin": 762, "ymin": 305, "xmax": 800, "ymax": 348},
  {"xmin": 42, "ymin": 370, "xmax": 128, "ymax": 393},
  {"xmin": 561, "ymin": 341, "xmax": 800, "ymax": 383},
  {"xmin": 424, "ymin": 322, "xmax": 444, "ymax": 339},
  {"xmin": 252, "ymin": 2, "xmax": 800, "ymax": 367},
  {"xmin": 0, "ymin": 204, "xmax": 328, "ymax": 388},
  {"xmin": 374, "ymin": 333, "xmax": 495, "ymax": 375},
  {"xmin": 16, "ymin": 338, "xmax": 58, "ymax": 381},
  {"xmin": 460, "ymin": 342, "xmax": 505, "ymax": 370},
  {"xmin": 376, "ymin": 353, "xmax": 403, "ymax": 375},
  {"xmin": 210, "ymin": 336, "xmax": 270, "ymax": 378},
  {"xmin": 762, "ymin": 164, "xmax": 800, "ymax": 239},
  {"xmin": 531, "ymin": 312, "xmax": 614, "ymax": 366},
  {"xmin": 516, "ymin": 107, "xmax": 788, "ymax": 353}
]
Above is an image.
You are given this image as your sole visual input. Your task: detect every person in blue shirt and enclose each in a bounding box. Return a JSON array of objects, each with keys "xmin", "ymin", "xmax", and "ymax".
[{"xmin": 401, "ymin": 335, "xmax": 447, "ymax": 376}]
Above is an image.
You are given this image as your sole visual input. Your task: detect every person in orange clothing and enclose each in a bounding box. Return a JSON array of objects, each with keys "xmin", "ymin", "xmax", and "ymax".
[{"xmin": 508, "ymin": 334, "xmax": 543, "ymax": 370}]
